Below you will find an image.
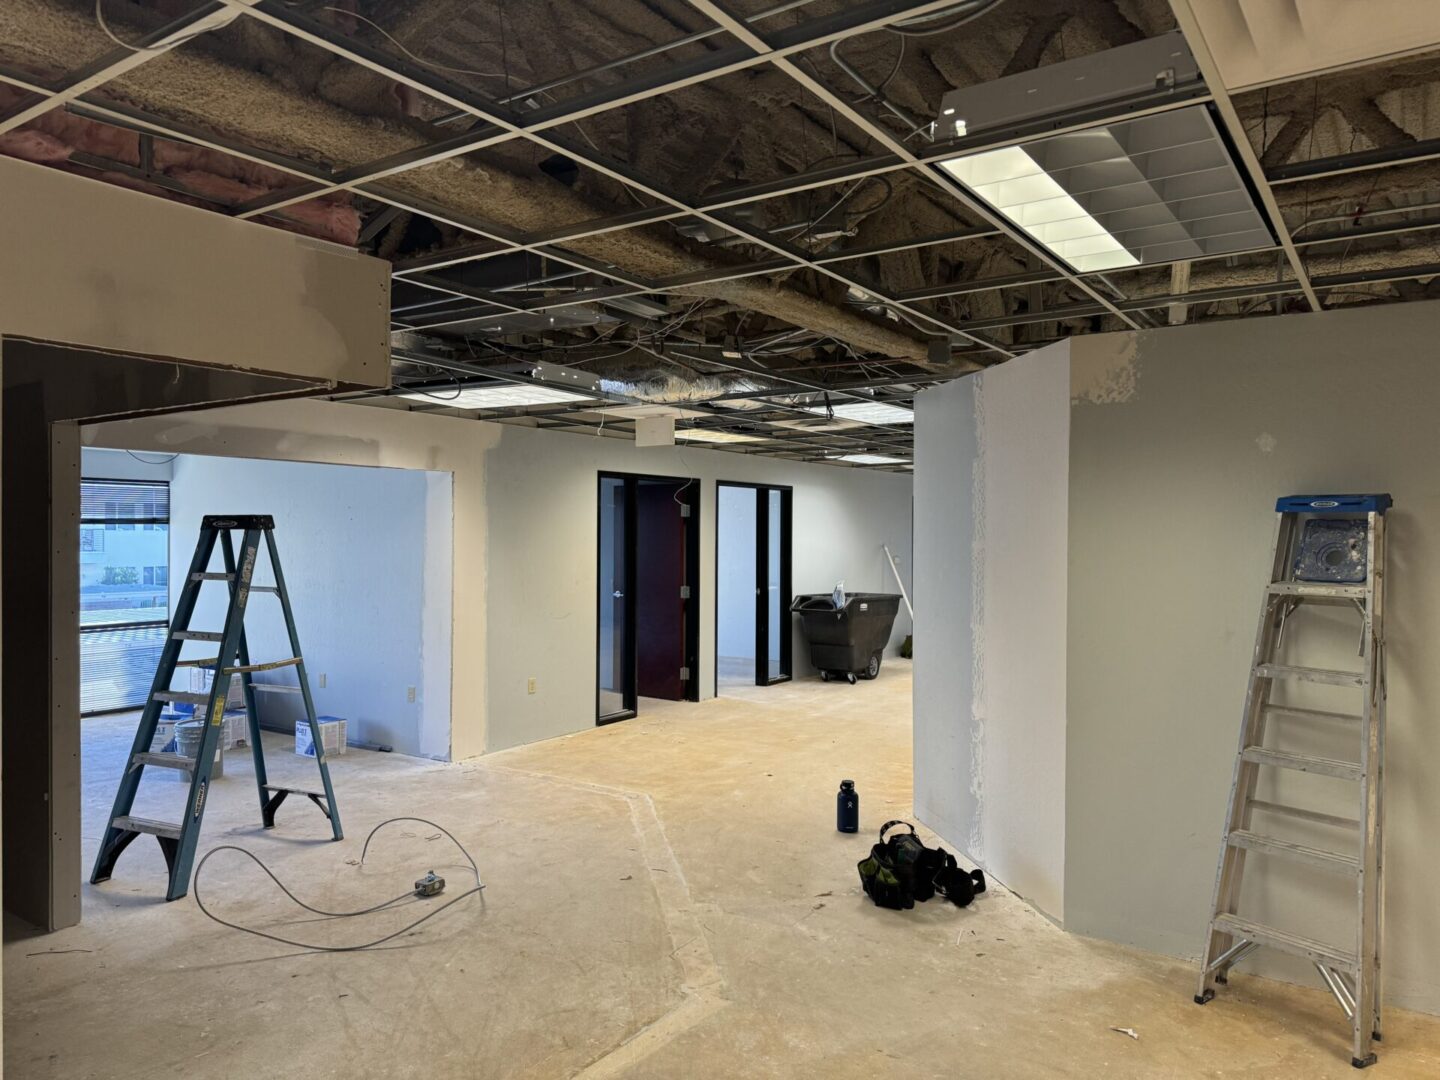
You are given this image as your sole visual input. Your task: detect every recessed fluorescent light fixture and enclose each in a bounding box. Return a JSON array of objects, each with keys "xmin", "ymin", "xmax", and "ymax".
[
  {"xmin": 935, "ymin": 36, "xmax": 1272, "ymax": 272},
  {"xmin": 804, "ymin": 401, "xmax": 914, "ymax": 425},
  {"xmin": 940, "ymin": 145, "xmax": 1140, "ymax": 272},
  {"xmin": 832, "ymin": 453, "xmax": 907, "ymax": 465},
  {"xmin": 398, "ymin": 383, "xmax": 591, "ymax": 410},
  {"xmin": 675, "ymin": 429, "xmax": 763, "ymax": 444}
]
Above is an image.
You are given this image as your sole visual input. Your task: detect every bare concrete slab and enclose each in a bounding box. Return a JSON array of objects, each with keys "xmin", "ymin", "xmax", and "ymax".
[{"xmin": 5, "ymin": 662, "xmax": 1438, "ymax": 1078}]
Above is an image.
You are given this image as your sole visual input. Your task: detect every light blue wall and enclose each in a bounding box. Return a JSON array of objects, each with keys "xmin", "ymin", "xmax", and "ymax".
[
  {"xmin": 168, "ymin": 455, "xmax": 452, "ymax": 759},
  {"xmin": 717, "ymin": 484, "xmax": 757, "ymax": 662}
]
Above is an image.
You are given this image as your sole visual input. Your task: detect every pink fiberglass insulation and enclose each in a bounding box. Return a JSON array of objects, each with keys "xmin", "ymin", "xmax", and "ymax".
[{"xmin": 0, "ymin": 84, "xmax": 360, "ymax": 245}]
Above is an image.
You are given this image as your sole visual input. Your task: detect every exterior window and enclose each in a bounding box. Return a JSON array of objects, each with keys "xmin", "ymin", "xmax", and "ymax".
[{"xmin": 80, "ymin": 480, "xmax": 170, "ymax": 714}]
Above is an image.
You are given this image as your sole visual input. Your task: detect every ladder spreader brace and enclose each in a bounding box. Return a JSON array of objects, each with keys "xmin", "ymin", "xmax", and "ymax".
[{"xmin": 91, "ymin": 515, "xmax": 343, "ymax": 902}]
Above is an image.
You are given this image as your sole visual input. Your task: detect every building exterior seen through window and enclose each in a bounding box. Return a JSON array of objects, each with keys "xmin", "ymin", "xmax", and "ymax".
[{"xmin": 79, "ymin": 480, "xmax": 170, "ymax": 714}]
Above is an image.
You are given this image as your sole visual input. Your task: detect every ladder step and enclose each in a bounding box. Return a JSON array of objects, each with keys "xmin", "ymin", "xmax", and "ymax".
[
  {"xmin": 225, "ymin": 657, "xmax": 301, "ymax": 674},
  {"xmin": 190, "ymin": 572, "xmax": 234, "ymax": 581},
  {"xmin": 1247, "ymin": 799, "xmax": 1360, "ymax": 830},
  {"xmin": 152, "ymin": 690, "xmax": 210, "ymax": 707},
  {"xmin": 131, "ymin": 751, "xmax": 196, "ymax": 773},
  {"xmin": 253, "ymin": 684, "xmax": 304, "ymax": 695},
  {"xmin": 1267, "ymin": 581, "xmax": 1367, "ymax": 601},
  {"xmin": 1263, "ymin": 704, "xmax": 1362, "ymax": 725},
  {"xmin": 112, "ymin": 815, "xmax": 183, "ymax": 840},
  {"xmin": 1241, "ymin": 747, "xmax": 1363, "ymax": 781},
  {"xmin": 1254, "ymin": 663, "xmax": 1365, "ymax": 688},
  {"xmin": 263, "ymin": 784, "xmax": 325, "ymax": 799},
  {"xmin": 173, "ymin": 630, "xmax": 223, "ymax": 642},
  {"xmin": 173, "ymin": 657, "xmax": 219, "ymax": 669},
  {"xmin": 250, "ymin": 585, "xmax": 279, "ymax": 594},
  {"xmin": 1227, "ymin": 829, "xmax": 1359, "ymax": 874},
  {"xmin": 1212, "ymin": 913, "xmax": 1356, "ymax": 973}
]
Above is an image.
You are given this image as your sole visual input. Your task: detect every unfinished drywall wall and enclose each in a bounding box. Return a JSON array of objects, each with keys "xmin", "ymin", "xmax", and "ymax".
[
  {"xmin": 167, "ymin": 455, "xmax": 451, "ymax": 759},
  {"xmin": 85, "ymin": 398, "xmax": 494, "ymax": 760},
  {"xmin": 913, "ymin": 341, "xmax": 1070, "ymax": 921},
  {"xmin": 482, "ymin": 424, "xmax": 914, "ymax": 752},
  {"xmin": 0, "ymin": 157, "xmax": 388, "ymax": 388},
  {"xmin": 1065, "ymin": 300, "xmax": 1440, "ymax": 1014}
]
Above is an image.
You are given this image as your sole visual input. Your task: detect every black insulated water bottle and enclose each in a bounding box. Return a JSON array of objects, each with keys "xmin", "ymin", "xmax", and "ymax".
[{"xmin": 837, "ymin": 780, "xmax": 858, "ymax": 833}]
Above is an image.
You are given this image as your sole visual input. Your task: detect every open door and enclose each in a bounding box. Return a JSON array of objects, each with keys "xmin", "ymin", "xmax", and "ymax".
[
  {"xmin": 716, "ymin": 482, "xmax": 792, "ymax": 692},
  {"xmin": 596, "ymin": 472, "xmax": 699, "ymax": 724}
]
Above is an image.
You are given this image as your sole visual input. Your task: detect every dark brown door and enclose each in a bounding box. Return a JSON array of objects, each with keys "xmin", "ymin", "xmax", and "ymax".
[{"xmin": 635, "ymin": 482, "xmax": 687, "ymax": 699}]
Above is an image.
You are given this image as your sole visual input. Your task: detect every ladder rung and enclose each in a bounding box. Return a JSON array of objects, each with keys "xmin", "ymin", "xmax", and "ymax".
[
  {"xmin": 1247, "ymin": 799, "xmax": 1360, "ymax": 830},
  {"xmin": 190, "ymin": 572, "xmax": 234, "ymax": 582},
  {"xmin": 249, "ymin": 585, "xmax": 279, "ymax": 594},
  {"xmin": 173, "ymin": 630, "xmax": 223, "ymax": 642},
  {"xmin": 1212, "ymin": 913, "xmax": 1356, "ymax": 973},
  {"xmin": 112, "ymin": 815, "xmax": 182, "ymax": 840},
  {"xmin": 225, "ymin": 657, "xmax": 301, "ymax": 674},
  {"xmin": 131, "ymin": 751, "xmax": 196, "ymax": 773},
  {"xmin": 263, "ymin": 784, "xmax": 325, "ymax": 798},
  {"xmin": 253, "ymin": 684, "xmax": 304, "ymax": 695},
  {"xmin": 1227, "ymin": 829, "xmax": 1359, "ymax": 874},
  {"xmin": 173, "ymin": 657, "xmax": 218, "ymax": 669},
  {"xmin": 1263, "ymin": 704, "xmax": 1362, "ymax": 725},
  {"xmin": 152, "ymin": 690, "xmax": 209, "ymax": 707},
  {"xmin": 1241, "ymin": 747, "xmax": 1363, "ymax": 781},
  {"xmin": 1254, "ymin": 663, "xmax": 1365, "ymax": 688},
  {"xmin": 1267, "ymin": 581, "xmax": 1366, "ymax": 600}
]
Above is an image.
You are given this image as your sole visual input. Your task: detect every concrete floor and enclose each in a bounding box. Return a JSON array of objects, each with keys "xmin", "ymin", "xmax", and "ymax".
[{"xmin": 6, "ymin": 663, "xmax": 1439, "ymax": 1078}]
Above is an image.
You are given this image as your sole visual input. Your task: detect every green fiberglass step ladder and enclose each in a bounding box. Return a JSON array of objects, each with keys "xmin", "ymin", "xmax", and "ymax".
[
  {"xmin": 91, "ymin": 515, "xmax": 343, "ymax": 902},
  {"xmin": 1195, "ymin": 494, "xmax": 1391, "ymax": 1069}
]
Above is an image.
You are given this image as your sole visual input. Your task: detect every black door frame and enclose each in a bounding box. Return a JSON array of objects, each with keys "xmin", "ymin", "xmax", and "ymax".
[
  {"xmin": 595, "ymin": 471, "xmax": 701, "ymax": 726},
  {"xmin": 714, "ymin": 480, "xmax": 793, "ymax": 694}
]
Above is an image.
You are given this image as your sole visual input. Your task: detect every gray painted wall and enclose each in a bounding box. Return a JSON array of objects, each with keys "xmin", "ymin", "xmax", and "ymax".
[{"xmin": 1066, "ymin": 300, "xmax": 1440, "ymax": 1014}]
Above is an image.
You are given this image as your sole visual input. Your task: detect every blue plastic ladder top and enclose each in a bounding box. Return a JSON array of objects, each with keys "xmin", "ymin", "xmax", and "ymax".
[{"xmin": 1275, "ymin": 494, "xmax": 1392, "ymax": 515}]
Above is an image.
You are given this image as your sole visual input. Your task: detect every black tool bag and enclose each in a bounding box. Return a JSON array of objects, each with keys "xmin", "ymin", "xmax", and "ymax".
[{"xmin": 857, "ymin": 820, "xmax": 987, "ymax": 911}]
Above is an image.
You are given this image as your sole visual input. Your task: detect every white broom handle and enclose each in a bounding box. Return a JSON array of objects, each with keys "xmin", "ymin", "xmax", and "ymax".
[{"xmin": 882, "ymin": 544, "xmax": 913, "ymax": 620}]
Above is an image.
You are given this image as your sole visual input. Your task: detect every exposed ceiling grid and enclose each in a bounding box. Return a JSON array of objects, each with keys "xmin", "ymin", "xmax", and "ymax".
[{"xmin": 2, "ymin": 0, "xmax": 1438, "ymax": 468}]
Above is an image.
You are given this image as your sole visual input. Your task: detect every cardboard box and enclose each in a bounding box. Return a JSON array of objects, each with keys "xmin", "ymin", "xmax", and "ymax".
[{"xmin": 296, "ymin": 716, "xmax": 347, "ymax": 757}]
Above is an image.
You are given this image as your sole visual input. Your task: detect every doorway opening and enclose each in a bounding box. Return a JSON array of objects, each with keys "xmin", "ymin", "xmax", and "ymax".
[
  {"xmin": 596, "ymin": 472, "xmax": 701, "ymax": 724},
  {"xmin": 715, "ymin": 481, "xmax": 792, "ymax": 695}
]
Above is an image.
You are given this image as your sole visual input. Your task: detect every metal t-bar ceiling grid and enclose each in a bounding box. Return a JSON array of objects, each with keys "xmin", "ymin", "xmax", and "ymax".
[{"xmin": 3, "ymin": 1, "xmax": 1439, "ymax": 466}]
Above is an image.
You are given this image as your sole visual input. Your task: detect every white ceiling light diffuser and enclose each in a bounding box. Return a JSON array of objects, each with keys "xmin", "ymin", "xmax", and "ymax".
[
  {"xmin": 936, "ymin": 107, "xmax": 1274, "ymax": 273},
  {"xmin": 832, "ymin": 453, "xmax": 907, "ymax": 465},
  {"xmin": 804, "ymin": 401, "xmax": 914, "ymax": 425},
  {"xmin": 676, "ymin": 429, "xmax": 763, "ymax": 444},
  {"xmin": 939, "ymin": 146, "xmax": 1138, "ymax": 272},
  {"xmin": 398, "ymin": 383, "xmax": 591, "ymax": 410}
]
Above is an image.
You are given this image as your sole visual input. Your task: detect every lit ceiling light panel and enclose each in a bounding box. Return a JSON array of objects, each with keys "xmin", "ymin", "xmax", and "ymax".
[
  {"xmin": 940, "ymin": 145, "xmax": 1138, "ymax": 272},
  {"xmin": 804, "ymin": 401, "xmax": 914, "ymax": 425},
  {"xmin": 937, "ymin": 106, "xmax": 1273, "ymax": 273},
  {"xmin": 832, "ymin": 453, "xmax": 907, "ymax": 465},
  {"xmin": 398, "ymin": 383, "xmax": 592, "ymax": 410},
  {"xmin": 676, "ymin": 429, "xmax": 763, "ymax": 444}
]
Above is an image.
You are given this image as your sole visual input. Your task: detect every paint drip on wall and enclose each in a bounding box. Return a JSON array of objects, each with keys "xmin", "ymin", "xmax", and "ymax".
[{"xmin": 1070, "ymin": 334, "xmax": 1140, "ymax": 406}]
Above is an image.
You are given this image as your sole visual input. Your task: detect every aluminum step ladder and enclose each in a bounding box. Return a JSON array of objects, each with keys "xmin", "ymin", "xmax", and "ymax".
[
  {"xmin": 1195, "ymin": 494, "xmax": 1391, "ymax": 1068},
  {"xmin": 91, "ymin": 515, "xmax": 343, "ymax": 902}
]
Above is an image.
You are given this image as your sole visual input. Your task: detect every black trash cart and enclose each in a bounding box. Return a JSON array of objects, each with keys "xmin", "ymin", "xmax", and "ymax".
[{"xmin": 790, "ymin": 593, "xmax": 901, "ymax": 684}]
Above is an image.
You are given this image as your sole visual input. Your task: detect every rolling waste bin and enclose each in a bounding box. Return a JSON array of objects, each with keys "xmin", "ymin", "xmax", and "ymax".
[{"xmin": 791, "ymin": 592, "xmax": 901, "ymax": 684}]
